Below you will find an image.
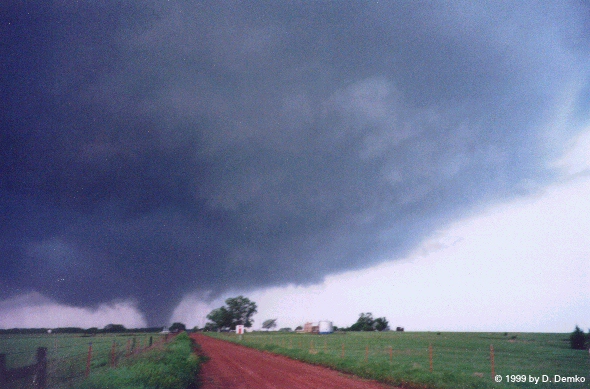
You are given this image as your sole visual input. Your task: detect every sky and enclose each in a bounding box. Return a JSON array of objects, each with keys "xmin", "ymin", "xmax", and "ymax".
[{"xmin": 1, "ymin": 1, "xmax": 589, "ymax": 332}]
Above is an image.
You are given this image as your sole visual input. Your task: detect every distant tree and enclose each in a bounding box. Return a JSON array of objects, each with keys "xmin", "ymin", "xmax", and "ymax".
[
  {"xmin": 225, "ymin": 296, "xmax": 258, "ymax": 328},
  {"xmin": 349, "ymin": 313, "xmax": 389, "ymax": 331},
  {"xmin": 206, "ymin": 296, "xmax": 258, "ymax": 331},
  {"xmin": 295, "ymin": 325, "xmax": 303, "ymax": 331},
  {"xmin": 85, "ymin": 327, "xmax": 98, "ymax": 335},
  {"xmin": 350, "ymin": 313, "xmax": 375, "ymax": 331},
  {"xmin": 103, "ymin": 324, "xmax": 126, "ymax": 333},
  {"xmin": 279, "ymin": 327, "xmax": 292, "ymax": 332},
  {"xmin": 570, "ymin": 326, "xmax": 587, "ymax": 350},
  {"xmin": 135, "ymin": 327, "xmax": 167, "ymax": 333},
  {"xmin": 0, "ymin": 328, "xmax": 48, "ymax": 335},
  {"xmin": 262, "ymin": 319, "xmax": 278, "ymax": 331},
  {"xmin": 373, "ymin": 317, "xmax": 389, "ymax": 331},
  {"xmin": 169, "ymin": 322, "xmax": 186, "ymax": 332},
  {"xmin": 53, "ymin": 327, "xmax": 86, "ymax": 334},
  {"xmin": 203, "ymin": 322, "xmax": 218, "ymax": 332}
]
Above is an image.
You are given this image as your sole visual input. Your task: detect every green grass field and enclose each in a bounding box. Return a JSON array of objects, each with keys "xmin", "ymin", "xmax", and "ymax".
[
  {"xmin": 0, "ymin": 332, "xmax": 166, "ymax": 388},
  {"xmin": 205, "ymin": 331, "xmax": 589, "ymax": 389},
  {"xmin": 79, "ymin": 332, "xmax": 201, "ymax": 389}
]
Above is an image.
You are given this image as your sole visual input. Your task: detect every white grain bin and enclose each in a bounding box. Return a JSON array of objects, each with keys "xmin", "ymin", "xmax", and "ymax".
[{"xmin": 318, "ymin": 320, "xmax": 333, "ymax": 334}]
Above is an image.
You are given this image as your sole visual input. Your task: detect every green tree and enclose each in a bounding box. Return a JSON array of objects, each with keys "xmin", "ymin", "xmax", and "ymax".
[
  {"xmin": 206, "ymin": 307, "xmax": 232, "ymax": 331},
  {"xmin": 373, "ymin": 317, "xmax": 389, "ymax": 331},
  {"xmin": 203, "ymin": 322, "xmax": 218, "ymax": 332},
  {"xmin": 570, "ymin": 325, "xmax": 587, "ymax": 350},
  {"xmin": 103, "ymin": 324, "xmax": 126, "ymax": 333},
  {"xmin": 349, "ymin": 312, "xmax": 375, "ymax": 331},
  {"xmin": 206, "ymin": 296, "xmax": 258, "ymax": 331},
  {"xmin": 349, "ymin": 313, "xmax": 389, "ymax": 331},
  {"xmin": 262, "ymin": 319, "xmax": 277, "ymax": 331},
  {"xmin": 225, "ymin": 296, "xmax": 258, "ymax": 329},
  {"xmin": 169, "ymin": 322, "xmax": 186, "ymax": 332}
]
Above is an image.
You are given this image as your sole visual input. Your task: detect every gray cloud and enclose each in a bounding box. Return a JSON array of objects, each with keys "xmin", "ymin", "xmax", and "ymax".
[{"xmin": 1, "ymin": 1, "xmax": 588, "ymax": 325}]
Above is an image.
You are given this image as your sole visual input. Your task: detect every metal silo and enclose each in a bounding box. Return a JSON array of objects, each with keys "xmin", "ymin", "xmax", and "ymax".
[{"xmin": 318, "ymin": 320, "xmax": 333, "ymax": 334}]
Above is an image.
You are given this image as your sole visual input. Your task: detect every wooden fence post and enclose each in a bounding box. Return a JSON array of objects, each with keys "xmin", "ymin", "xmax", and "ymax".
[
  {"xmin": 0, "ymin": 353, "xmax": 7, "ymax": 387},
  {"xmin": 389, "ymin": 346, "xmax": 393, "ymax": 362},
  {"xmin": 429, "ymin": 344, "xmax": 433, "ymax": 373},
  {"xmin": 85, "ymin": 343, "xmax": 92, "ymax": 377},
  {"xmin": 149, "ymin": 336, "xmax": 153, "ymax": 347},
  {"xmin": 490, "ymin": 345, "xmax": 495, "ymax": 379},
  {"xmin": 110, "ymin": 341, "xmax": 117, "ymax": 367},
  {"xmin": 35, "ymin": 347, "xmax": 47, "ymax": 389},
  {"xmin": 1, "ymin": 348, "xmax": 47, "ymax": 388},
  {"xmin": 341, "ymin": 343, "xmax": 345, "ymax": 358},
  {"xmin": 365, "ymin": 345, "xmax": 368, "ymax": 363}
]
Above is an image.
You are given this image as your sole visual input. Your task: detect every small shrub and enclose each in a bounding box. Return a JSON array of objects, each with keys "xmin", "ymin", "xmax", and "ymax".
[{"xmin": 570, "ymin": 326, "xmax": 587, "ymax": 350}]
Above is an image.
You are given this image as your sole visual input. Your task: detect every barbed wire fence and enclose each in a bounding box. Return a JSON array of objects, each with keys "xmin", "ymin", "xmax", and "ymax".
[
  {"xmin": 0, "ymin": 333, "xmax": 172, "ymax": 389},
  {"xmin": 217, "ymin": 332, "xmax": 501, "ymax": 379}
]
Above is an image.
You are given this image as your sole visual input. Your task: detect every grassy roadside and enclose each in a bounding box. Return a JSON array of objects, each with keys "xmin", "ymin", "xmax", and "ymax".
[{"xmin": 79, "ymin": 332, "xmax": 202, "ymax": 389}]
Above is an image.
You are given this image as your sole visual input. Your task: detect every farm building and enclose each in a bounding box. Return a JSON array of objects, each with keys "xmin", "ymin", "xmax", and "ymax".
[
  {"xmin": 300, "ymin": 321, "xmax": 333, "ymax": 334},
  {"xmin": 303, "ymin": 322, "xmax": 318, "ymax": 333}
]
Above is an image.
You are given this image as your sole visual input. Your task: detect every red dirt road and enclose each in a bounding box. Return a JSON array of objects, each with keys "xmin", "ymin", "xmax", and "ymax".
[{"xmin": 191, "ymin": 333, "xmax": 397, "ymax": 389}]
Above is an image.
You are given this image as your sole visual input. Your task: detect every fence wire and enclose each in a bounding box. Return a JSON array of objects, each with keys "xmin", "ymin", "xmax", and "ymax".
[{"xmin": 1, "ymin": 333, "xmax": 170, "ymax": 389}]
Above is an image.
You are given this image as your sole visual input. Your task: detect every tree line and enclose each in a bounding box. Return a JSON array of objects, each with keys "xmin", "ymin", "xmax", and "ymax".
[
  {"xmin": 199, "ymin": 296, "xmax": 392, "ymax": 332},
  {"xmin": 0, "ymin": 325, "xmax": 167, "ymax": 335}
]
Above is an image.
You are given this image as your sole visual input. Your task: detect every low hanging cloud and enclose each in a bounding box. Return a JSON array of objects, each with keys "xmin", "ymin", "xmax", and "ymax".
[
  {"xmin": 0, "ymin": 292, "xmax": 146, "ymax": 329},
  {"xmin": 1, "ymin": 1, "xmax": 588, "ymax": 326}
]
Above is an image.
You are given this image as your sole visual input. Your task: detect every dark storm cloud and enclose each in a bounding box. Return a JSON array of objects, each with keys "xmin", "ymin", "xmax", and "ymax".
[{"xmin": 1, "ymin": 1, "xmax": 588, "ymax": 325}]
